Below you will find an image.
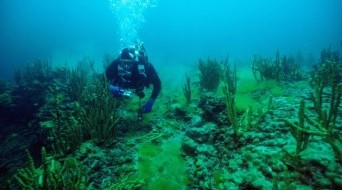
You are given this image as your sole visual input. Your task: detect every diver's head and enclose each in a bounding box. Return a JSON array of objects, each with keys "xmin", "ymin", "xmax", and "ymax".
[
  {"xmin": 119, "ymin": 42, "xmax": 149, "ymax": 68},
  {"xmin": 119, "ymin": 46, "xmax": 139, "ymax": 70}
]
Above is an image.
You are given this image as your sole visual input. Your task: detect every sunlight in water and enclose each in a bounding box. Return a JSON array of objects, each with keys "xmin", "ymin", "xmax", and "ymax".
[{"xmin": 109, "ymin": 0, "xmax": 158, "ymax": 47}]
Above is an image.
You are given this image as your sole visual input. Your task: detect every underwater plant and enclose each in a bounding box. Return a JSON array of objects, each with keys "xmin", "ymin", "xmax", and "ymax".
[
  {"xmin": 252, "ymin": 55, "xmax": 280, "ymax": 81},
  {"xmin": 222, "ymin": 80, "xmax": 272, "ymax": 137},
  {"xmin": 36, "ymin": 60, "xmax": 95, "ymax": 157},
  {"xmin": 222, "ymin": 82, "xmax": 239, "ymax": 136},
  {"xmin": 252, "ymin": 50, "xmax": 303, "ymax": 82},
  {"xmin": 13, "ymin": 148, "xmax": 91, "ymax": 189},
  {"xmin": 37, "ymin": 58, "xmax": 120, "ymax": 147},
  {"xmin": 39, "ymin": 85, "xmax": 85, "ymax": 157},
  {"xmin": 65, "ymin": 66, "xmax": 88, "ymax": 102},
  {"xmin": 282, "ymin": 78, "xmax": 342, "ymax": 163},
  {"xmin": 81, "ymin": 75, "xmax": 120, "ymax": 145},
  {"xmin": 50, "ymin": 57, "xmax": 92, "ymax": 102},
  {"xmin": 281, "ymin": 99, "xmax": 310, "ymax": 169},
  {"xmin": 198, "ymin": 57, "xmax": 222, "ymax": 91},
  {"xmin": 311, "ymin": 47, "xmax": 342, "ymax": 86},
  {"xmin": 223, "ymin": 61, "xmax": 237, "ymax": 95},
  {"xmin": 182, "ymin": 74, "xmax": 191, "ymax": 104},
  {"xmin": 222, "ymin": 63, "xmax": 272, "ymax": 137},
  {"xmin": 8, "ymin": 59, "xmax": 54, "ymax": 122}
]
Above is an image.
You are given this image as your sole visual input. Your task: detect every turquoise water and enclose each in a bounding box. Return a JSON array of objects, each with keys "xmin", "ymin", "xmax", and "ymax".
[
  {"xmin": 1, "ymin": 1, "xmax": 342, "ymax": 189},
  {"xmin": 1, "ymin": 0, "xmax": 341, "ymax": 79}
]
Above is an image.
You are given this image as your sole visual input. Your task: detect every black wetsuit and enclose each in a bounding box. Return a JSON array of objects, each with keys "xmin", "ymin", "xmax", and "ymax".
[{"xmin": 106, "ymin": 58, "xmax": 161, "ymax": 99}]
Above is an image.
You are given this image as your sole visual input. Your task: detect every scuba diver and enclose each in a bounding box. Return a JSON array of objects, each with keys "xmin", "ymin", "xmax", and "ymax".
[{"xmin": 106, "ymin": 42, "xmax": 161, "ymax": 114}]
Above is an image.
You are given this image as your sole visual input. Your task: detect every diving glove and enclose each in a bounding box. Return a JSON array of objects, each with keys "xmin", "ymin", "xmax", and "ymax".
[
  {"xmin": 142, "ymin": 98, "xmax": 155, "ymax": 113},
  {"xmin": 109, "ymin": 85, "xmax": 132, "ymax": 98}
]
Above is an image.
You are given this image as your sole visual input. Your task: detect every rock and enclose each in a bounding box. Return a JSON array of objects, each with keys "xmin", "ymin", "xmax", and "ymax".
[
  {"xmin": 198, "ymin": 95, "xmax": 227, "ymax": 125},
  {"xmin": 182, "ymin": 137, "xmax": 198, "ymax": 156},
  {"xmin": 301, "ymin": 141, "xmax": 335, "ymax": 168},
  {"xmin": 189, "ymin": 115, "xmax": 203, "ymax": 127},
  {"xmin": 197, "ymin": 144, "xmax": 217, "ymax": 157},
  {"xmin": 90, "ymin": 160, "xmax": 101, "ymax": 172},
  {"xmin": 251, "ymin": 178, "xmax": 272, "ymax": 189},
  {"xmin": 117, "ymin": 155, "xmax": 126, "ymax": 164},
  {"xmin": 186, "ymin": 122, "xmax": 217, "ymax": 143},
  {"xmin": 228, "ymin": 158, "xmax": 241, "ymax": 171}
]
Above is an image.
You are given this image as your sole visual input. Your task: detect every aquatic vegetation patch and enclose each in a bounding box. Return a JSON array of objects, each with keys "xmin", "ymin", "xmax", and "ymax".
[
  {"xmin": 12, "ymin": 148, "xmax": 91, "ymax": 189},
  {"xmin": 235, "ymin": 79, "xmax": 283, "ymax": 111},
  {"xmin": 198, "ymin": 57, "xmax": 223, "ymax": 92},
  {"xmin": 235, "ymin": 93, "xmax": 259, "ymax": 111},
  {"xmin": 82, "ymin": 77, "xmax": 120, "ymax": 145},
  {"xmin": 252, "ymin": 50, "xmax": 304, "ymax": 82},
  {"xmin": 137, "ymin": 140, "xmax": 188, "ymax": 190},
  {"xmin": 270, "ymin": 85, "xmax": 284, "ymax": 96},
  {"xmin": 238, "ymin": 79, "xmax": 283, "ymax": 95},
  {"xmin": 182, "ymin": 74, "xmax": 192, "ymax": 105}
]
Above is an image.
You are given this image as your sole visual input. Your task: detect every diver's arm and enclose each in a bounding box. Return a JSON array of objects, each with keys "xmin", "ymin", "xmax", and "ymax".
[
  {"xmin": 142, "ymin": 63, "xmax": 161, "ymax": 113},
  {"xmin": 106, "ymin": 59, "xmax": 132, "ymax": 98},
  {"xmin": 109, "ymin": 85, "xmax": 132, "ymax": 98},
  {"xmin": 148, "ymin": 64, "xmax": 161, "ymax": 100}
]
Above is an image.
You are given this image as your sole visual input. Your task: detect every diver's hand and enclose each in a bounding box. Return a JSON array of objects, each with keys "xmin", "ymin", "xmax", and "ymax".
[
  {"xmin": 142, "ymin": 98, "xmax": 155, "ymax": 113},
  {"xmin": 109, "ymin": 85, "xmax": 132, "ymax": 98}
]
